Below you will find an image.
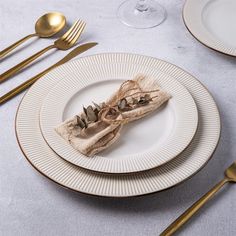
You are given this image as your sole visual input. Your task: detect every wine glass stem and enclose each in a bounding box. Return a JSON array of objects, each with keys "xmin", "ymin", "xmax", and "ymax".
[{"xmin": 135, "ymin": 0, "xmax": 149, "ymax": 12}]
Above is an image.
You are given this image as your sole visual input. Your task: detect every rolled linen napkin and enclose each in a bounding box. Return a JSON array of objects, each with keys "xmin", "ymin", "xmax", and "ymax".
[{"xmin": 55, "ymin": 74, "xmax": 171, "ymax": 156}]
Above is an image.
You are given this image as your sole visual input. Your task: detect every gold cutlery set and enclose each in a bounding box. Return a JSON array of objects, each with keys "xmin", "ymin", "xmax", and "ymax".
[{"xmin": 0, "ymin": 12, "xmax": 97, "ymax": 104}]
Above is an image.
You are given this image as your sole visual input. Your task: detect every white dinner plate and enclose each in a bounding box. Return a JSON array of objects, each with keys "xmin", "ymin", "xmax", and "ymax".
[
  {"xmin": 183, "ymin": 0, "xmax": 236, "ymax": 56},
  {"xmin": 16, "ymin": 53, "xmax": 220, "ymax": 197},
  {"xmin": 39, "ymin": 65, "xmax": 198, "ymax": 174}
]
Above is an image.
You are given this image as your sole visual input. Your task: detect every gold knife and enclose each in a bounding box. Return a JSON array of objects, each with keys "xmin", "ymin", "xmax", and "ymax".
[{"xmin": 0, "ymin": 42, "xmax": 98, "ymax": 105}]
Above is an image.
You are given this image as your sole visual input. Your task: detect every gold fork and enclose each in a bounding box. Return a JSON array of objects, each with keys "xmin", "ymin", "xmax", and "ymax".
[
  {"xmin": 160, "ymin": 161, "xmax": 236, "ymax": 236},
  {"xmin": 0, "ymin": 20, "xmax": 86, "ymax": 83}
]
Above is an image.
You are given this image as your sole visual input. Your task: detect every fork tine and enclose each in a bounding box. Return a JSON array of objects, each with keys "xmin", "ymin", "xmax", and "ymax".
[
  {"xmin": 61, "ymin": 20, "xmax": 80, "ymax": 40},
  {"xmin": 63, "ymin": 20, "xmax": 82, "ymax": 42},
  {"xmin": 65, "ymin": 20, "xmax": 85, "ymax": 43},
  {"xmin": 68, "ymin": 22, "xmax": 86, "ymax": 46}
]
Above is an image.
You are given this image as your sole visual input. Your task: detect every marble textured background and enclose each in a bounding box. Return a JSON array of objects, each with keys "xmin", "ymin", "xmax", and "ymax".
[{"xmin": 0, "ymin": 0, "xmax": 236, "ymax": 235}]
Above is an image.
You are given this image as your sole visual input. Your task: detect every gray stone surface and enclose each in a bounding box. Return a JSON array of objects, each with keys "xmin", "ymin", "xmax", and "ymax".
[{"xmin": 0, "ymin": 0, "xmax": 236, "ymax": 235}]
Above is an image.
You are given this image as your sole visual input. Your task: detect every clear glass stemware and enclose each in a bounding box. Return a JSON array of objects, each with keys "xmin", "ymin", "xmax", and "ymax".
[{"xmin": 117, "ymin": 0, "xmax": 167, "ymax": 29}]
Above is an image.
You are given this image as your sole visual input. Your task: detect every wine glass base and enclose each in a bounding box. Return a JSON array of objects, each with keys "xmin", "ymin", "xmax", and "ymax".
[{"xmin": 117, "ymin": 0, "xmax": 167, "ymax": 29}]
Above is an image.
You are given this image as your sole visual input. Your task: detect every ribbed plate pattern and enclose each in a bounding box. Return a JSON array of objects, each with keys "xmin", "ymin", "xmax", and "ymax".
[
  {"xmin": 16, "ymin": 53, "xmax": 221, "ymax": 197},
  {"xmin": 183, "ymin": 0, "xmax": 236, "ymax": 56},
  {"xmin": 40, "ymin": 63, "xmax": 198, "ymax": 173}
]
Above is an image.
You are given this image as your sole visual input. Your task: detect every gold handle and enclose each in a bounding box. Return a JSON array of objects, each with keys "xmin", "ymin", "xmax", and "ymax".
[
  {"xmin": 0, "ymin": 44, "xmax": 55, "ymax": 83},
  {"xmin": 0, "ymin": 63, "xmax": 58, "ymax": 105},
  {"xmin": 0, "ymin": 42, "xmax": 99, "ymax": 104},
  {"xmin": 0, "ymin": 34, "xmax": 37, "ymax": 59},
  {"xmin": 160, "ymin": 178, "xmax": 229, "ymax": 236}
]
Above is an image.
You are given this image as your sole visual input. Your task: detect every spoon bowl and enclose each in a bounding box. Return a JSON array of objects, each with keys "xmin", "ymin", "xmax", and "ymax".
[
  {"xmin": 225, "ymin": 161, "xmax": 236, "ymax": 182},
  {"xmin": 35, "ymin": 12, "xmax": 66, "ymax": 37}
]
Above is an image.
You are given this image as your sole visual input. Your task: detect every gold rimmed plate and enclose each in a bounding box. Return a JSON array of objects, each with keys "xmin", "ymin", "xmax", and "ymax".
[
  {"xmin": 15, "ymin": 53, "xmax": 221, "ymax": 197},
  {"xmin": 183, "ymin": 0, "xmax": 236, "ymax": 56},
  {"xmin": 39, "ymin": 65, "xmax": 198, "ymax": 174}
]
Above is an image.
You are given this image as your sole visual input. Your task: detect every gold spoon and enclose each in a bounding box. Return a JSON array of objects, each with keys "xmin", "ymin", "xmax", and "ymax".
[
  {"xmin": 0, "ymin": 12, "xmax": 66, "ymax": 59},
  {"xmin": 0, "ymin": 20, "xmax": 85, "ymax": 83},
  {"xmin": 160, "ymin": 161, "xmax": 236, "ymax": 236}
]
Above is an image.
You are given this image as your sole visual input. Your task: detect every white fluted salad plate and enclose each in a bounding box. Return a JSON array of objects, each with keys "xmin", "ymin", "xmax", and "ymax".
[
  {"xmin": 39, "ymin": 63, "xmax": 198, "ymax": 174},
  {"xmin": 183, "ymin": 0, "xmax": 236, "ymax": 56},
  {"xmin": 16, "ymin": 53, "xmax": 220, "ymax": 197}
]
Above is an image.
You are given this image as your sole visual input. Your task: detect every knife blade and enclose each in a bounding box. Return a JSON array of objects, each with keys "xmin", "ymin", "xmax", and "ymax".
[{"xmin": 0, "ymin": 42, "xmax": 98, "ymax": 105}]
